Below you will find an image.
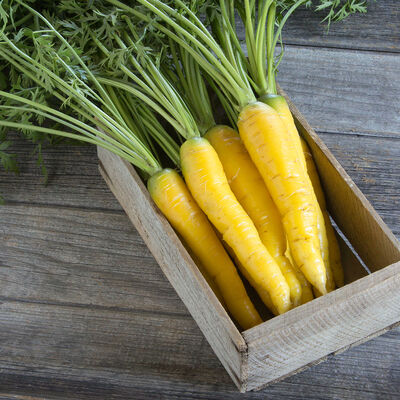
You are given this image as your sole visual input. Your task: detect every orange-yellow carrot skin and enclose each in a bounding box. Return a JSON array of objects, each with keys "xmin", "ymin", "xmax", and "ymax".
[
  {"xmin": 261, "ymin": 95, "xmax": 335, "ymax": 292},
  {"xmin": 221, "ymin": 235, "xmax": 279, "ymax": 315},
  {"xmin": 291, "ymin": 263, "xmax": 315, "ymax": 304},
  {"xmin": 180, "ymin": 138, "xmax": 291, "ymax": 314},
  {"xmin": 205, "ymin": 125, "xmax": 302, "ymax": 307},
  {"xmin": 148, "ymin": 168, "xmax": 262, "ymax": 329},
  {"xmin": 238, "ymin": 102, "xmax": 327, "ymax": 295},
  {"xmin": 297, "ymin": 274, "xmax": 315, "ymax": 304},
  {"xmin": 286, "ymin": 247, "xmax": 314, "ymax": 304},
  {"xmin": 301, "ymin": 139, "xmax": 345, "ymax": 287},
  {"xmin": 238, "ymin": 261, "xmax": 279, "ymax": 316}
]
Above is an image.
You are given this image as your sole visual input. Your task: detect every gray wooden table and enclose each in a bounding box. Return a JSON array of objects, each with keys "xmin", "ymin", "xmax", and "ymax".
[{"xmin": 1, "ymin": 3, "xmax": 399, "ymax": 399}]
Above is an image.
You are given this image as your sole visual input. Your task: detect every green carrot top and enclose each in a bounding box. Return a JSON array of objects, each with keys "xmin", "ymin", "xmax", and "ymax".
[{"xmin": 0, "ymin": 0, "xmax": 179, "ymax": 178}]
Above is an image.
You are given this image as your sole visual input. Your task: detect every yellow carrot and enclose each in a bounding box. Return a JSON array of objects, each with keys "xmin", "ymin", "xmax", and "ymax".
[
  {"xmin": 291, "ymin": 265, "xmax": 315, "ymax": 304},
  {"xmin": 238, "ymin": 102, "xmax": 327, "ymax": 295},
  {"xmin": 300, "ymin": 138, "xmax": 345, "ymax": 287},
  {"xmin": 285, "ymin": 246, "xmax": 314, "ymax": 304},
  {"xmin": 237, "ymin": 260, "xmax": 279, "ymax": 316},
  {"xmin": 295, "ymin": 270, "xmax": 315, "ymax": 304},
  {"xmin": 261, "ymin": 95, "xmax": 335, "ymax": 292},
  {"xmin": 219, "ymin": 233, "xmax": 279, "ymax": 315},
  {"xmin": 128, "ymin": 0, "xmax": 326, "ymax": 296},
  {"xmin": 205, "ymin": 125, "xmax": 302, "ymax": 307},
  {"xmin": 180, "ymin": 137, "xmax": 292, "ymax": 314},
  {"xmin": 148, "ymin": 168, "xmax": 262, "ymax": 329}
]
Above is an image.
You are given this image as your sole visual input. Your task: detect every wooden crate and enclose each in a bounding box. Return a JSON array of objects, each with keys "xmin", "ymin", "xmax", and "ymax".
[{"xmin": 97, "ymin": 92, "xmax": 400, "ymax": 392}]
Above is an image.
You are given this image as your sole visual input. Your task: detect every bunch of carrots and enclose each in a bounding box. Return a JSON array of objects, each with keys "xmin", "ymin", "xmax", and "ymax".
[{"xmin": 0, "ymin": 0, "xmax": 366, "ymax": 329}]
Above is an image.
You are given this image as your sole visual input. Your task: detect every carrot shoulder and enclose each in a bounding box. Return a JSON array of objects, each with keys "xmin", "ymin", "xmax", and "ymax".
[
  {"xmin": 205, "ymin": 125, "xmax": 303, "ymax": 307},
  {"xmin": 180, "ymin": 137, "xmax": 291, "ymax": 315}
]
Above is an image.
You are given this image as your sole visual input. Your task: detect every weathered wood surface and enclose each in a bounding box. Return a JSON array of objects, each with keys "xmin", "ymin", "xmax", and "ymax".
[
  {"xmin": 1, "ymin": 137, "xmax": 400, "ymax": 397},
  {"xmin": 244, "ymin": 262, "xmax": 400, "ymax": 390},
  {"xmin": 1, "ymin": 4, "xmax": 399, "ymax": 399},
  {"xmin": 243, "ymin": 0, "xmax": 400, "ymax": 52}
]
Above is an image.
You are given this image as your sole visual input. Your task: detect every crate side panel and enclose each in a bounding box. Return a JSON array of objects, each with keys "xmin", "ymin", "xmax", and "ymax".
[
  {"xmin": 243, "ymin": 261, "xmax": 400, "ymax": 390},
  {"xmin": 250, "ymin": 319, "xmax": 400, "ymax": 392},
  {"xmin": 97, "ymin": 147, "xmax": 247, "ymax": 390},
  {"xmin": 278, "ymin": 87, "xmax": 400, "ymax": 272}
]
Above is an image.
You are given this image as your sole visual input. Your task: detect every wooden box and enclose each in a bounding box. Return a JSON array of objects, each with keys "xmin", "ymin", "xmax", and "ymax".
[{"xmin": 97, "ymin": 93, "xmax": 400, "ymax": 392}]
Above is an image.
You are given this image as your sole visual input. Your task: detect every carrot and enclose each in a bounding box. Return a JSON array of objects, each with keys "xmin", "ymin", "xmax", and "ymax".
[
  {"xmin": 238, "ymin": 102, "xmax": 327, "ymax": 294},
  {"xmin": 221, "ymin": 0, "xmax": 335, "ymax": 293},
  {"xmin": 300, "ymin": 138, "xmax": 345, "ymax": 287},
  {"xmin": 180, "ymin": 137, "xmax": 292, "ymax": 314},
  {"xmin": 0, "ymin": 3, "xmax": 260, "ymax": 330},
  {"xmin": 294, "ymin": 268, "xmax": 315, "ymax": 304},
  {"xmin": 76, "ymin": 12, "xmax": 272, "ymax": 324},
  {"xmin": 219, "ymin": 238, "xmax": 279, "ymax": 315},
  {"xmin": 261, "ymin": 94, "xmax": 335, "ymax": 292},
  {"xmin": 227, "ymin": 0, "xmax": 356, "ymax": 293},
  {"xmin": 167, "ymin": 31, "xmax": 295, "ymax": 312},
  {"xmin": 120, "ymin": 0, "xmax": 327, "ymax": 295},
  {"xmin": 106, "ymin": 0, "xmax": 316, "ymax": 306},
  {"xmin": 236, "ymin": 260, "xmax": 279, "ymax": 316},
  {"xmin": 148, "ymin": 168, "xmax": 263, "ymax": 329},
  {"xmin": 205, "ymin": 125, "xmax": 303, "ymax": 307},
  {"xmin": 285, "ymin": 245, "xmax": 314, "ymax": 304}
]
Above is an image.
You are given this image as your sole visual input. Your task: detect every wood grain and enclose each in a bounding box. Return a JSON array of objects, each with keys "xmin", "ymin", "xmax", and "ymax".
[
  {"xmin": 0, "ymin": 137, "xmax": 118, "ymax": 209},
  {"xmin": 0, "ymin": 300, "xmax": 227, "ymax": 388},
  {"xmin": 0, "ymin": 301, "xmax": 398, "ymax": 399},
  {"xmin": 277, "ymin": 46, "xmax": 400, "ymax": 137},
  {"xmin": 319, "ymin": 133, "xmax": 400, "ymax": 237},
  {"xmin": 0, "ymin": 205, "xmax": 186, "ymax": 314}
]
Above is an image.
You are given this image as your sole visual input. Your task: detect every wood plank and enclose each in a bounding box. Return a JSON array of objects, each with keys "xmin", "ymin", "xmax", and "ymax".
[
  {"xmin": 283, "ymin": 1, "xmax": 400, "ymax": 52},
  {"xmin": 0, "ymin": 300, "xmax": 227, "ymax": 388},
  {"xmin": 337, "ymin": 233, "xmax": 368, "ymax": 283},
  {"xmin": 0, "ymin": 137, "xmax": 119, "ymax": 210},
  {"xmin": 0, "ymin": 145, "xmax": 399, "ymax": 396},
  {"xmin": 0, "ymin": 205, "xmax": 186, "ymax": 315},
  {"xmin": 98, "ymin": 146, "xmax": 247, "ymax": 390},
  {"xmin": 277, "ymin": 46, "xmax": 400, "ymax": 137},
  {"xmin": 0, "ymin": 300, "xmax": 398, "ymax": 399},
  {"xmin": 235, "ymin": 0, "xmax": 400, "ymax": 52},
  {"xmin": 244, "ymin": 261, "xmax": 400, "ymax": 390}
]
